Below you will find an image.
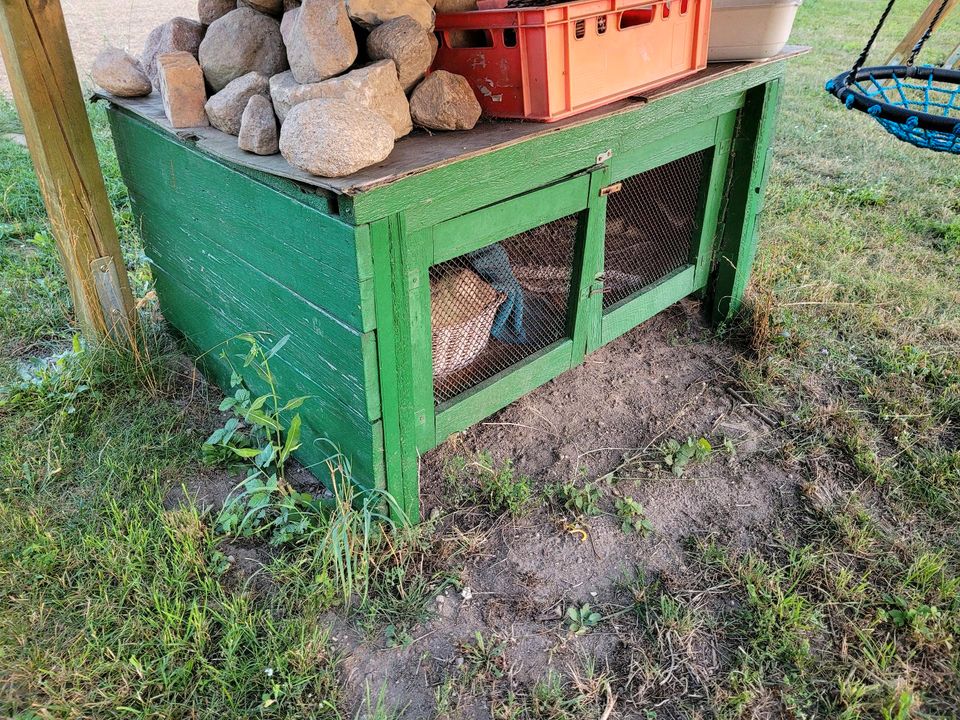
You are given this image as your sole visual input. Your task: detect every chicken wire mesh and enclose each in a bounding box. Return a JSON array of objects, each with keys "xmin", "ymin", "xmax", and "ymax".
[
  {"xmin": 602, "ymin": 150, "xmax": 708, "ymax": 309},
  {"xmin": 430, "ymin": 214, "xmax": 580, "ymax": 404}
]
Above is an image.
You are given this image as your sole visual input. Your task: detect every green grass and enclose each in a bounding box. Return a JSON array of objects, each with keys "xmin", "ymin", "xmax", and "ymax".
[{"xmin": 1, "ymin": 1, "xmax": 960, "ymax": 717}]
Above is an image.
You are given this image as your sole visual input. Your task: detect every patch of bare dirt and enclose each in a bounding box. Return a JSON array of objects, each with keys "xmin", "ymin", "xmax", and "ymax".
[{"xmin": 336, "ymin": 300, "xmax": 804, "ymax": 719}]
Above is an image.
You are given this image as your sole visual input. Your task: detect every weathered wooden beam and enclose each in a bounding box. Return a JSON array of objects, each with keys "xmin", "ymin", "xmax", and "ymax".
[
  {"xmin": 886, "ymin": 0, "xmax": 959, "ymax": 65},
  {"xmin": 945, "ymin": 41, "xmax": 960, "ymax": 68},
  {"xmin": 0, "ymin": 0, "xmax": 135, "ymax": 340}
]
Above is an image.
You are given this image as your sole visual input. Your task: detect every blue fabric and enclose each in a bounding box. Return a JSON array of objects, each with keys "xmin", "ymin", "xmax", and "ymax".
[{"xmin": 468, "ymin": 244, "xmax": 527, "ymax": 344}]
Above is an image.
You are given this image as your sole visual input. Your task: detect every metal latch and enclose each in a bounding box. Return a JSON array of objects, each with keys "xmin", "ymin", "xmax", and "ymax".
[{"xmin": 599, "ymin": 182, "xmax": 622, "ymax": 197}]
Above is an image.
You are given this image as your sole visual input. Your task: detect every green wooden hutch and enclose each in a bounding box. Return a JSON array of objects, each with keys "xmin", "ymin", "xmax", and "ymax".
[{"xmin": 103, "ymin": 48, "xmax": 804, "ymax": 522}]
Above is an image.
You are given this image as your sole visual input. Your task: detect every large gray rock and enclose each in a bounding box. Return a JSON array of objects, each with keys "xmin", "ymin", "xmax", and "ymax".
[
  {"xmin": 204, "ymin": 71, "xmax": 269, "ymax": 135},
  {"xmin": 347, "ymin": 0, "xmax": 435, "ymax": 29},
  {"xmin": 198, "ymin": 0, "xmax": 235, "ymax": 25},
  {"xmin": 270, "ymin": 70, "xmax": 318, "ymax": 123},
  {"xmin": 141, "ymin": 17, "xmax": 204, "ymax": 87},
  {"xmin": 238, "ymin": 95, "xmax": 279, "ymax": 155},
  {"xmin": 271, "ymin": 61, "xmax": 411, "ymax": 139},
  {"xmin": 280, "ymin": 6, "xmax": 299, "ymax": 44},
  {"xmin": 199, "ymin": 7, "xmax": 288, "ymax": 92},
  {"xmin": 317, "ymin": 61, "xmax": 411, "ymax": 139},
  {"xmin": 280, "ymin": 99, "xmax": 395, "ymax": 177},
  {"xmin": 285, "ymin": 0, "xmax": 357, "ymax": 84},
  {"xmin": 409, "ymin": 70, "xmax": 481, "ymax": 130},
  {"xmin": 238, "ymin": 0, "xmax": 283, "ymax": 15},
  {"xmin": 367, "ymin": 16, "xmax": 434, "ymax": 92},
  {"xmin": 91, "ymin": 47, "xmax": 152, "ymax": 97}
]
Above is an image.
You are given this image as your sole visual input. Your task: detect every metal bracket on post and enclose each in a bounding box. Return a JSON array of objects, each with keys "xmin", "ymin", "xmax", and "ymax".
[{"xmin": 91, "ymin": 256, "xmax": 131, "ymax": 340}]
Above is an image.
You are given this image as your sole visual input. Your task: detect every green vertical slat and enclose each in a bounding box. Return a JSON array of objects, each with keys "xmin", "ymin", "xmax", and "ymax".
[
  {"xmin": 572, "ymin": 167, "xmax": 611, "ymax": 358},
  {"xmin": 692, "ymin": 111, "xmax": 737, "ymax": 290},
  {"xmin": 371, "ymin": 215, "xmax": 421, "ymax": 524},
  {"xmin": 711, "ymin": 78, "xmax": 785, "ymax": 322},
  {"xmin": 405, "ymin": 228, "xmax": 436, "ymax": 452}
]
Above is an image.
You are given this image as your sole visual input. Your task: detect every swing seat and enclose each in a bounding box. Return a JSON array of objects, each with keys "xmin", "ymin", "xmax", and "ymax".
[{"xmin": 826, "ymin": 65, "xmax": 960, "ymax": 154}]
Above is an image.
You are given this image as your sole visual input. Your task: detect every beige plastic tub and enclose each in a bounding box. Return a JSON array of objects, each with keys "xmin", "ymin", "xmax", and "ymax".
[{"xmin": 708, "ymin": 0, "xmax": 803, "ymax": 62}]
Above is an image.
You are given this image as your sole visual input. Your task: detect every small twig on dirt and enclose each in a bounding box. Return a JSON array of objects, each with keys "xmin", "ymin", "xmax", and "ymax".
[
  {"xmin": 599, "ymin": 681, "xmax": 617, "ymax": 720},
  {"xmin": 480, "ymin": 421, "xmax": 558, "ymax": 437},
  {"xmin": 720, "ymin": 383, "xmax": 780, "ymax": 428},
  {"xmin": 587, "ymin": 529, "xmax": 601, "ymax": 561},
  {"xmin": 779, "ymin": 300, "xmax": 883, "ymax": 308},
  {"xmin": 410, "ymin": 629, "xmax": 437, "ymax": 646}
]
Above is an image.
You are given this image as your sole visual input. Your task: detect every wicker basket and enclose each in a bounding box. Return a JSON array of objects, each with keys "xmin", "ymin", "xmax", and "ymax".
[{"xmin": 431, "ymin": 269, "xmax": 506, "ymax": 377}]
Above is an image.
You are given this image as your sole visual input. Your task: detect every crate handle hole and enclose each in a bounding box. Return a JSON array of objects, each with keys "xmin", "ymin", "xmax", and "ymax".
[
  {"xmin": 597, "ymin": 15, "xmax": 608, "ymax": 34},
  {"xmin": 503, "ymin": 28, "xmax": 518, "ymax": 47},
  {"xmin": 680, "ymin": 0, "xmax": 690, "ymax": 14},
  {"xmin": 663, "ymin": 2, "xmax": 671, "ymax": 18},
  {"xmin": 619, "ymin": 8, "xmax": 655, "ymax": 28},
  {"xmin": 445, "ymin": 29, "xmax": 495, "ymax": 49},
  {"xmin": 575, "ymin": 19, "xmax": 586, "ymax": 39}
]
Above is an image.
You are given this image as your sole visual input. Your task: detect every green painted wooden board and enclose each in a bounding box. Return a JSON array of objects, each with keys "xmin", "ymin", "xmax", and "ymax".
[
  {"xmin": 152, "ymin": 270, "xmax": 385, "ymax": 487},
  {"xmin": 109, "ymin": 112, "xmax": 372, "ymax": 331}
]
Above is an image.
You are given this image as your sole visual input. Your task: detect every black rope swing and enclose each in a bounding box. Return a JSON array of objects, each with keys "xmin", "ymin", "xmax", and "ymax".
[{"xmin": 826, "ymin": 0, "xmax": 960, "ymax": 154}]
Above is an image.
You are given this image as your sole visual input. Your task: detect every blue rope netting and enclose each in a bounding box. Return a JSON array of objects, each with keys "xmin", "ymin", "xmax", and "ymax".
[
  {"xmin": 858, "ymin": 70, "xmax": 960, "ymax": 152},
  {"xmin": 826, "ymin": 68, "xmax": 960, "ymax": 154}
]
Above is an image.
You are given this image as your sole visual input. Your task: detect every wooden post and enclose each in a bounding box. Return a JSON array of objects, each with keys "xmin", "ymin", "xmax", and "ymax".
[
  {"xmin": 945, "ymin": 41, "xmax": 960, "ymax": 68},
  {"xmin": 711, "ymin": 78, "xmax": 784, "ymax": 323},
  {"xmin": 886, "ymin": 0, "xmax": 959, "ymax": 65},
  {"xmin": 0, "ymin": 0, "xmax": 135, "ymax": 341}
]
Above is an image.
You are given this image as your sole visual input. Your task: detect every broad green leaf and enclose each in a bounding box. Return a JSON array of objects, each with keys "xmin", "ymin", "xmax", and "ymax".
[
  {"xmin": 266, "ymin": 334, "xmax": 291, "ymax": 360},
  {"xmin": 280, "ymin": 396, "xmax": 309, "ymax": 411},
  {"xmin": 255, "ymin": 444, "xmax": 276, "ymax": 469},
  {"xmin": 283, "ymin": 415, "xmax": 302, "ymax": 460},
  {"xmin": 246, "ymin": 409, "xmax": 281, "ymax": 431}
]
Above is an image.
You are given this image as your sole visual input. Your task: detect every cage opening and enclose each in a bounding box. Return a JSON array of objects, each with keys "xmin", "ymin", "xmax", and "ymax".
[
  {"xmin": 602, "ymin": 150, "xmax": 708, "ymax": 308},
  {"xmin": 431, "ymin": 214, "xmax": 580, "ymax": 404}
]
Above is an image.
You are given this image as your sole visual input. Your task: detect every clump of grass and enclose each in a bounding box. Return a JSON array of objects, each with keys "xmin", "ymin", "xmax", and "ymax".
[
  {"xmin": 459, "ymin": 631, "xmax": 508, "ymax": 691},
  {"xmin": 0, "ymin": 330, "xmax": 347, "ymax": 717},
  {"xmin": 443, "ymin": 451, "xmax": 532, "ymax": 517}
]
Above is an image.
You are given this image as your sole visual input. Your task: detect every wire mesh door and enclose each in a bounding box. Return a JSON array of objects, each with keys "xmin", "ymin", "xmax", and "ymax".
[
  {"xmin": 602, "ymin": 150, "xmax": 708, "ymax": 309},
  {"xmin": 430, "ymin": 213, "xmax": 581, "ymax": 405}
]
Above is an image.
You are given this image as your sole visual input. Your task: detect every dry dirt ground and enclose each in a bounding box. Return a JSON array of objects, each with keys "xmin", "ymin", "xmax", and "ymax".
[
  {"xmin": 336, "ymin": 302, "xmax": 800, "ymax": 719},
  {"xmin": 0, "ymin": 0, "xmax": 195, "ymax": 95},
  {"xmin": 172, "ymin": 300, "xmax": 803, "ymax": 719}
]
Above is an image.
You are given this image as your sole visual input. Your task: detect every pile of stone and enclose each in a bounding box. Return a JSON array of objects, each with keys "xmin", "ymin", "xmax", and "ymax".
[{"xmin": 91, "ymin": 0, "xmax": 482, "ymax": 178}]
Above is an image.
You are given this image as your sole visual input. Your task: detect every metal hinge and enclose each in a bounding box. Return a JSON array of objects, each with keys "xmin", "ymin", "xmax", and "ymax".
[{"xmin": 596, "ymin": 149, "xmax": 613, "ymax": 165}]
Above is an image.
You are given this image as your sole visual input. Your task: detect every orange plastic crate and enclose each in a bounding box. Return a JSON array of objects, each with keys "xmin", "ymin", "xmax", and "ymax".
[{"xmin": 433, "ymin": 0, "xmax": 712, "ymax": 122}]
